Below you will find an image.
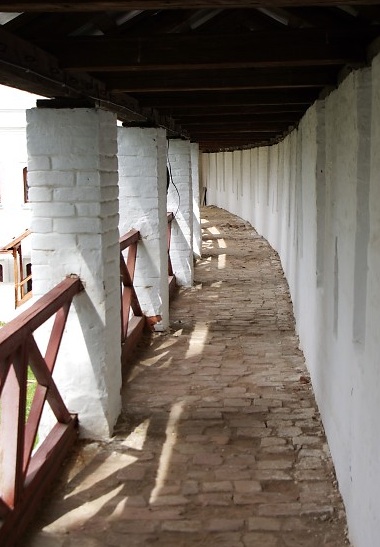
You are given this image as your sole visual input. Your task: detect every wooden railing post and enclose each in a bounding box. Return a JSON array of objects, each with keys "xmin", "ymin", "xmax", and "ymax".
[
  {"xmin": 167, "ymin": 212, "xmax": 176, "ymax": 297},
  {"xmin": 119, "ymin": 229, "xmax": 146, "ymax": 368}
]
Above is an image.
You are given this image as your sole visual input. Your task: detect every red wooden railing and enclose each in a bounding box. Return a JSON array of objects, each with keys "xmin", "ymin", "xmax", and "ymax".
[
  {"xmin": 119, "ymin": 229, "xmax": 146, "ymax": 367},
  {"xmin": 0, "ymin": 275, "xmax": 83, "ymax": 546},
  {"xmin": 0, "ymin": 219, "xmax": 176, "ymax": 543},
  {"xmin": 167, "ymin": 212, "xmax": 176, "ymax": 297},
  {"xmin": 0, "ymin": 230, "xmax": 33, "ymax": 309}
]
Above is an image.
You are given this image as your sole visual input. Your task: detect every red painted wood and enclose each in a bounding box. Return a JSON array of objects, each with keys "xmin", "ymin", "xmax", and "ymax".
[
  {"xmin": 119, "ymin": 232, "xmax": 144, "ymax": 344},
  {"xmin": 121, "ymin": 287, "xmax": 132, "ymax": 340},
  {"xmin": 0, "ymin": 417, "xmax": 78, "ymax": 547},
  {"xmin": 23, "ymin": 336, "xmax": 72, "ymax": 474},
  {"xmin": 0, "ymin": 355, "xmax": 12, "ymax": 396},
  {"xmin": 0, "ymin": 275, "xmax": 83, "ymax": 538},
  {"xmin": 121, "ymin": 316, "xmax": 146, "ymax": 371},
  {"xmin": 167, "ymin": 212, "xmax": 175, "ymax": 279},
  {"xmin": 0, "ymin": 276, "xmax": 83, "ymax": 358},
  {"xmin": 126, "ymin": 241, "xmax": 137, "ymax": 280},
  {"xmin": 0, "ymin": 346, "xmax": 27, "ymax": 509},
  {"xmin": 44, "ymin": 302, "xmax": 71, "ymax": 370},
  {"xmin": 119, "ymin": 228, "xmax": 140, "ymax": 251},
  {"xmin": 23, "ymin": 383, "xmax": 48, "ymax": 474}
]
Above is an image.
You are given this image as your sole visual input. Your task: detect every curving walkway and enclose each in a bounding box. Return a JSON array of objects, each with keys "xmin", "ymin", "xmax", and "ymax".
[{"xmin": 24, "ymin": 206, "xmax": 349, "ymax": 547}]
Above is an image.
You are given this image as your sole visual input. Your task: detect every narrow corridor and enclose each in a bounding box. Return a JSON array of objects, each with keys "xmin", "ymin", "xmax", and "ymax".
[{"xmin": 24, "ymin": 206, "xmax": 349, "ymax": 547}]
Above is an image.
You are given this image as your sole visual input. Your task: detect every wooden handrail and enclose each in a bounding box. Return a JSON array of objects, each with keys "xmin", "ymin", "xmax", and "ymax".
[
  {"xmin": 0, "ymin": 277, "xmax": 83, "ymax": 356},
  {"xmin": 0, "ymin": 229, "xmax": 33, "ymax": 308},
  {"xmin": 0, "ymin": 230, "xmax": 31, "ymax": 252},
  {"xmin": 119, "ymin": 228, "xmax": 140, "ymax": 251}
]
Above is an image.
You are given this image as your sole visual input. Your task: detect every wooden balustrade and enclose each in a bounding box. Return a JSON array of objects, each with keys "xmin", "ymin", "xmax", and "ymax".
[
  {"xmin": 0, "ymin": 275, "xmax": 83, "ymax": 546},
  {"xmin": 0, "ymin": 219, "xmax": 177, "ymax": 543},
  {"xmin": 0, "ymin": 229, "xmax": 33, "ymax": 309},
  {"xmin": 119, "ymin": 229, "xmax": 146, "ymax": 368},
  {"xmin": 167, "ymin": 212, "xmax": 177, "ymax": 297}
]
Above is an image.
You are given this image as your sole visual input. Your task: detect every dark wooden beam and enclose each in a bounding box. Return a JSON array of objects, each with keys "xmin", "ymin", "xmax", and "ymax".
[
  {"xmin": 102, "ymin": 67, "xmax": 338, "ymax": 92},
  {"xmin": 178, "ymin": 112, "xmax": 300, "ymax": 123},
  {"xmin": 194, "ymin": 125, "xmax": 290, "ymax": 134},
  {"xmin": 184, "ymin": 122, "xmax": 292, "ymax": 132},
  {"xmin": 0, "ymin": 26, "xmax": 187, "ymax": 136},
  {"xmin": 36, "ymin": 29, "xmax": 376, "ymax": 71},
  {"xmin": 133, "ymin": 89, "xmax": 320, "ymax": 108},
  {"xmin": 164, "ymin": 104, "xmax": 308, "ymax": 116},
  {"xmin": 197, "ymin": 135, "xmax": 281, "ymax": 141},
  {"xmin": 2, "ymin": 1, "xmax": 380, "ymax": 11},
  {"xmin": 0, "ymin": 25, "xmax": 145, "ymax": 119}
]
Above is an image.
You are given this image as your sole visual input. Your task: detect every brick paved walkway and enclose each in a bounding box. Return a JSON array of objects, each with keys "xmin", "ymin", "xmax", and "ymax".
[{"xmin": 24, "ymin": 206, "xmax": 349, "ymax": 547}]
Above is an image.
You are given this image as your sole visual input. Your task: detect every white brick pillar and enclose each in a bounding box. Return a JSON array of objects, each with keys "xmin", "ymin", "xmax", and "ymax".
[
  {"xmin": 26, "ymin": 106, "xmax": 121, "ymax": 439},
  {"xmin": 191, "ymin": 142, "xmax": 202, "ymax": 259},
  {"xmin": 118, "ymin": 126, "xmax": 169, "ymax": 331},
  {"xmin": 167, "ymin": 139, "xmax": 194, "ymax": 287}
]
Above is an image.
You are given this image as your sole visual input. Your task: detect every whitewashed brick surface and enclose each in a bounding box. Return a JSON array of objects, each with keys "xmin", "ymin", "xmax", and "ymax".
[
  {"xmin": 27, "ymin": 106, "xmax": 121, "ymax": 439},
  {"xmin": 167, "ymin": 139, "xmax": 194, "ymax": 287},
  {"xmin": 118, "ymin": 126, "xmax": 169, "ymax": 330}
]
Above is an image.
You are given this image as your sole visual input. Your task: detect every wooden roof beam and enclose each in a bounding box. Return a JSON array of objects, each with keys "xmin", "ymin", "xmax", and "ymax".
[
  {"xmin": 102, "ymin": 67, "xmax": 338, "ymax": 92},
  {"xmin": 184, "ymin": 122, "xmax": 292, "ymax": 132},
  {"xmin": 164, "ymin": 104, "xmax": 308, "ymax": 116},
  {"xmin": 0, "ymin": 25, "xmax": 187, "ymax": 135},
  {"xmin": 177, "ymin": 113, "xmax": 300, "ymax": 123},
  {"xmin": 2, "ymin": 1, "xmax": 380, "ymax": 11},
  {"xmin": 133, "ymin": 89, "xmax": 320, "ymax": 108},
  {"xmin": 36, "ymin": 29, "xmax": 376, "ymax": 71}
]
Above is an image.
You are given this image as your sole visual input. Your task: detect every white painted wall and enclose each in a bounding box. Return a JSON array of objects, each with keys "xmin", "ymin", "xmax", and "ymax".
[
  {"xmin": 202, "ymin": 52, "xmax": 380, "ymax": 547},
  {"xmin": 0, "ymin": 85, "xmax": 44, "ymax": 322}
]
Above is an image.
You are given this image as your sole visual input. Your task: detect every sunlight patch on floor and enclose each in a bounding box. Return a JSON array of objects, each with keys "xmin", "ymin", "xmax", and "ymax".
[
  {"xmin": 122, "ymin": 418, "xmax": 151, "ymax": 451},
  {"xmin": 150, "ymin": 400, "xmax": 185, "ymax": 504},
  {"xmin": 185, "ymin": 321, "xmax": 209, "ymax": 358}
]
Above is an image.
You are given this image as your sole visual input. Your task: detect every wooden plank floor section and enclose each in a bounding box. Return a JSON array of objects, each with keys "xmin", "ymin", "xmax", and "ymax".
[{"xmin": 23, "ymin": 206, "xmax": 349, "ymax": 547}]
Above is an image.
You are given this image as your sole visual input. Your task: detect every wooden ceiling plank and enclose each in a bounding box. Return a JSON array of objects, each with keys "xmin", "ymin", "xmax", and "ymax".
[
  {"xmin": 179, "ymin": 113, "xmax": 299, "ymax": 123},
  {"xmin": 122, "ymin": 9, "xmax": 194, "ymax": 34},
  {"xmin": 0, "ymin": 24, "xmax": 188, "ymax": 135},
  {"xmin": 102, "ymin": 67, "xmax": 337, "ymax": 92},
  {"xmin": 186, "ymin": 123, "xmax": 291, "ymax": 132},
  {"xmin": 175, "ymin": 113, "xmax": 299, "ymax": 122},
  {"xmin": 2, "ymin": 1, "xmax": 380, "ymax": 12},
  {"xmin": 37, "ymin": 29, "xmax": 375, "ymax": 71},
  {"xmin": 6, "ymin": 12, "xmax": 96, "ymax": 39},
  {"xmin": 164, "ymin": 104, "xmax": 307, "ymax": 115},
  {"xmin": 133, "ymin": 89, "xmax": 320, "ymax": 107}
]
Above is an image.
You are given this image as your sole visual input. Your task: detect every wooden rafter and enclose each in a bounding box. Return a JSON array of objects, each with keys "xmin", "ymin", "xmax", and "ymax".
[
  {"xmin": 102, "ymin": 67, "xmax": 339, "ymax": 92},
  {"xmin": 0, "ymin": 25, "xmax": 187, "ymax": 135},
  {"xmin": 132, "ymin": 89, "xmax": 320, "ymax": 108},
  {"xmin": 0, "ymin": 4, "xmax": 379, "ymax": 150},
  {"xmin": 1, "ymin": 1, "xmax": 380, "ymax": 11},
  {"xmin": 36, "ymin": 29, "xmax": 375, "ymax": 71}
]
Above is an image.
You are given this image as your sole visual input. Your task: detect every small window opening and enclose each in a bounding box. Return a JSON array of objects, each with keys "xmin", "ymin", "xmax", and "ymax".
[{"xmin": 23, "ymin": 167, "xmax": 29, "ymax": 203}]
